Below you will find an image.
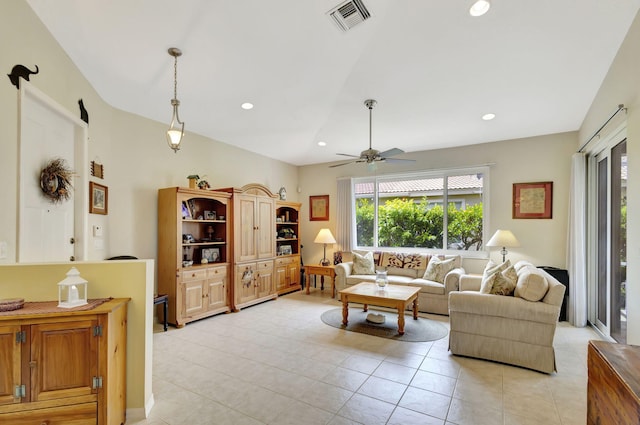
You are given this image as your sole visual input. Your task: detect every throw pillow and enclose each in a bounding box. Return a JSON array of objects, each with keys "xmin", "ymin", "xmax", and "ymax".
[
  {"xmin": 353, "ymin": 251, "xmax": 375, "ymax": 275},
  {"xmin": 423, "ymin": 257, "xmax": 456, "ymax": 283},
  {"xmin": 479, "ymin": 272, "xmax": 497, "ymax": 294},
  {"xmin": 489, "ymin": 265, "xmax": 517, "ymax": 296},
  {"xmin": 480, "ymin": 260, "xmax": 511, "ymax": 294},
  {"xmin": 515, "ymin": 267, "xmax": 549, "ymax": 301}
]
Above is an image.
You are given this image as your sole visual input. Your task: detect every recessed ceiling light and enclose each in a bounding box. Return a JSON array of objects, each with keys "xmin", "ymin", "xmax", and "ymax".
[
  {"xmin": 482, "ymin": 113, "xmax": 496, "ymax": 121},
  {"xmin": 241, "ymin": 102, "xmax": 254, "ymax": 110},
  {"xmin": 317, "ymin": 141, "xmax": 327, "ymax": 147},
  {"xmin": 469, "ymin": 0, "xmax": 491, "ymax": 16}
]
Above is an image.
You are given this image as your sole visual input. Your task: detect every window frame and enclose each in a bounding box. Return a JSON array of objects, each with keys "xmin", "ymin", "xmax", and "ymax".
[{"xmin": 352, "ymin": 166, "xmax": 490, "ymax": 257}]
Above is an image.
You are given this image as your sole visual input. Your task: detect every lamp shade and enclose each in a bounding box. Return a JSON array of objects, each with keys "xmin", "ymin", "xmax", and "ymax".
[
  {"xmin": 486, "ymin": 230, "xmax": 520, "ymax": 248},
  {"xmin": 314, "ymin": 228, "xmax": 336, "ymax": 244},
  {"xmin": 167, "ymin": 127, "xmax": 182, "ymax": 149}
]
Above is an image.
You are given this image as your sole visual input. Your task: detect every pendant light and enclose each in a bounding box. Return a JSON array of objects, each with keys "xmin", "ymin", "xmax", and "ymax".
[{"xmin": 166, "ymin": 47, "xmax": 185, "ymax": 152}]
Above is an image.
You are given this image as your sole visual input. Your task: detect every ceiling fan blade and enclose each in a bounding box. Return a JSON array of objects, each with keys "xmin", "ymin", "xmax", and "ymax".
[
  {"xmin": 382, "ymin": 157, "xmax": 416, "ymax": 164},
  {"xmin": 336, "ymin": 153, "xmax": 361, "ymax": 158},
  {"xmin": 329, "ymin": 160, "xmax": 357, "ymax": 168},
  {"xmin": 378, "ymin": 148, "xmax": 404, "ymax": 158}
]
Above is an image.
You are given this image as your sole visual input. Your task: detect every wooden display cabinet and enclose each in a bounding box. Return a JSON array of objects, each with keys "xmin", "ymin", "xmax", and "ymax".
[
  {"xmin": 216, "ymin": 184, "xmax": 278, "ymax": 310},
  {"xmin": 275, "ymin": 201, "xmax": 301, "ymax": 295},
  {"xmin": 0, "ymin": 298, "xmax": 129, "ymax": 425},
  {"xmin": 158, "ymin": 187, "xmax": 232, "ymax": 326}
]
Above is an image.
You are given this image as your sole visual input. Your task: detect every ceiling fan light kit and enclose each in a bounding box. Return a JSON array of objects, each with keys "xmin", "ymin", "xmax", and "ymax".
[{"xmin": 330, "ymin": 99, "xmax": 416, "ymax": 168}]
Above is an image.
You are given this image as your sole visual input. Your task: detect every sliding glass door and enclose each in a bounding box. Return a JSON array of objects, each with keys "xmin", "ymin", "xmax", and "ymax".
[
  {"xmin": 610, "ymin": 140, "xmax": 627, "ymax": 343},
  {"xmin": 592, "ymin": 139, "xmax": 627, "ymax": 343}
]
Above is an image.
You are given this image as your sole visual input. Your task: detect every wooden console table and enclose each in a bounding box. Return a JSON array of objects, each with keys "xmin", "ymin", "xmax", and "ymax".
[
  {"xmin": 588, "ymin": 340, "xmax": 640, "ymax": 425},
  {"xmin": 304, "ymin": 264, "xmax": 336, "ymax": 298}
]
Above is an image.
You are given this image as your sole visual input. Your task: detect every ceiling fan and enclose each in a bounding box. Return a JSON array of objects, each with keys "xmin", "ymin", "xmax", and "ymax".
[{"xmin": 330, "ymin": 99, "xmax": 415, "ymax": 168}]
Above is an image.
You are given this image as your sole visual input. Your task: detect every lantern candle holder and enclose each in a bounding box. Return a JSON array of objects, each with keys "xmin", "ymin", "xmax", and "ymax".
[{"xmin": 58, "ymin": 267, "xmax": 88, "ymax": 308}]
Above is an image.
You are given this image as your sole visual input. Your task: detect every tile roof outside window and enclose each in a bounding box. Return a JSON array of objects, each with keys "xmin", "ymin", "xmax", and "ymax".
[{"xmin": 355, "ymin": 174, "xmax": 483, "ymax": 195}]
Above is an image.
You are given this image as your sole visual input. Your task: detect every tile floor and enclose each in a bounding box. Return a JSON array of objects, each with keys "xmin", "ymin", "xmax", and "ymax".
[{"xmin": 128, "ymin": 289, "xmax": 601, "ymax": 425}]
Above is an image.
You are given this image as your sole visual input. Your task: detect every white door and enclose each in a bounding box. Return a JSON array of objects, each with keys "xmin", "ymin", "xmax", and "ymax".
[{"xmin": 18, "ymin": 83, "xmax": 87, "ymax": 262}]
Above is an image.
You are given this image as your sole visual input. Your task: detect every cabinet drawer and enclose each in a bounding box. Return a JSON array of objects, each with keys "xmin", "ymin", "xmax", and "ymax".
[
  {"xmin": 274, "ymin": 257, "xmax": 293, "ymax": 267},
  {"xmin": 207, "ymin": 266, "xmax": 227, "ymax": 279},
  {"xmin": 2, "ymin": 401, "xmax": 97, "ymax": 425},
  {"xmin": 257, "ymin": 260, "xmax": 273, "ymax": 271},
  {"xmin": 182, "ymin": 269, "xmax": 207, "ymax": 282}
]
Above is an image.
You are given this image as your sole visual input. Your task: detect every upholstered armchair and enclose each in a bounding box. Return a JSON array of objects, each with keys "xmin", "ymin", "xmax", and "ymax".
[{"xmin": 448, "ymin": 262, "xmax": 566, "ymax": 373}]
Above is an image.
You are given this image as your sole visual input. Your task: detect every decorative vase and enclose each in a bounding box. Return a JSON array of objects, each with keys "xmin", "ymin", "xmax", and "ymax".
[
  {"xmin": 188, "ymin": 178, "xmax": 197, "ymax": 189},
  {"xmin": 375, "ymin": 270, "xmax": 388, "ymax": 289}
]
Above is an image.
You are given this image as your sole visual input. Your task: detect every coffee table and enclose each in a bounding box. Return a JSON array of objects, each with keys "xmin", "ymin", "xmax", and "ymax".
[{"xmin": 339, "ymin": 282, "xmax": 421, "ymax": 335}]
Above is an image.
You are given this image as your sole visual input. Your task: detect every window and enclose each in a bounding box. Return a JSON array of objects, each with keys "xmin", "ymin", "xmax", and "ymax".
[{"xmin": 353, "ymin": 168, "xmax": 486, "ymax": 251}]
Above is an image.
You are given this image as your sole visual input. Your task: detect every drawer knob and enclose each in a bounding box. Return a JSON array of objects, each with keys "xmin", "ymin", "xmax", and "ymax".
[{"xmin": 192, "ymin": 273, "xmax": 196, "ymax": 277}]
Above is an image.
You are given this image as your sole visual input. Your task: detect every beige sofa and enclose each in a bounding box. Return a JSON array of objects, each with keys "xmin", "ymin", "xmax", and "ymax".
[
  {"xmin": 448, "ymin": 261, "xmax": 566, "ymax": 373},
  {"xmin": 334, "ymin": 251, "xmax": 466, "ymax": 315}
]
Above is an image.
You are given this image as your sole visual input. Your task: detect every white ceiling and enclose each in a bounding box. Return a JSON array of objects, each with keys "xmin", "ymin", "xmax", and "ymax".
[{"xmin": 27, "ymin": 0, "xmax": 639, "ymax": 166}]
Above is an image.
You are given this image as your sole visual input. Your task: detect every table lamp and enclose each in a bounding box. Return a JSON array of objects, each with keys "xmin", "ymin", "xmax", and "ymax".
[
  {"xmin": 314, "ymin": 228, "xmax": 336, "ymax": 266},
  {"xmin": 486, "ymin": 229, "xmax": 520, "ymax": 262}
]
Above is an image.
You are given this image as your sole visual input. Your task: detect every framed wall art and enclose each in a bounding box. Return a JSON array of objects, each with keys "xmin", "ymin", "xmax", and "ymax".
[
  {"xmin": 309, "ymin": 195, "xmax": 329, "ymax": 221},
  {"xmin": 89, "ymin": 181, "xmax": 108, "ymax": 215},
  {"xmin": 513, "ymin": 181, "xmax": 552, "ymax": 219}
]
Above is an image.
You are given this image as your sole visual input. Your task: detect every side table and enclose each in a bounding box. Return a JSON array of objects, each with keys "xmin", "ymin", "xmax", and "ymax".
[
  {"xmin": 154, "ymin": 294, "xmax": 169, "ymax": 331},
  {"xmin": 305, "ymin": 265, "xmax": 337, "ymax": 298}
]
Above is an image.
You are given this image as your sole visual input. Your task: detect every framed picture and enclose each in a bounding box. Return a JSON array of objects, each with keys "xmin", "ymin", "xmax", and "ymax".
[
  {"xmin": 279, "ymin": 245, "xmax": 292, "ymax": 256},
  {"xmin": 513, "ymin": 181, "xmax": 553, "ymax": 219},
  {"xmin": 204, "ymin": 210, "xmax": 216, "ymax": 220},
  {"xmin": 201, "ymin": 247, "xmax": 220, "ymax": 262},
  {"xmin": 89, "ymin": 182, "xmax": 108, "ymax": 215},
  {"xmin": 309, "ymin": 195, "xmax": 329, "ymax": 221}
]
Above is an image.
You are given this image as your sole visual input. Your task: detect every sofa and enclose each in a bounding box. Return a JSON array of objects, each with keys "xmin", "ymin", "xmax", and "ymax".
[
  {"xmin": 334, "ymin": 251, "xmax": 466, "ymax": 315},
  {"xmin": 448, "ymin": 260, "xmax": 566, "ymax": 373}
]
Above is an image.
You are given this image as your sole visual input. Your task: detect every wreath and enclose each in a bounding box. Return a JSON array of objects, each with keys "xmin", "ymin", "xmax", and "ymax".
[{"xmin": 40, "ymin": 158, "xmax": 74, "ymax": 203}]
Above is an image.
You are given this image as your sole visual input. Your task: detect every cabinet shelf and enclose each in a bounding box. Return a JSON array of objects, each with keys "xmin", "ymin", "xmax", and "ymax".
[
  {"xmin": 182, "ymin": 219, "xmax": 226, "ymax": 223},
  {"xmin": 276, "ymin": 237, "xmax": 298, "ymax": 242},
  {"xmin": 276, "ymin": 221, "xmax": 298, "ymax": 225},
  {"xmin": 182, "ymin": 241, "xmax": 226, "ymax": 247}
]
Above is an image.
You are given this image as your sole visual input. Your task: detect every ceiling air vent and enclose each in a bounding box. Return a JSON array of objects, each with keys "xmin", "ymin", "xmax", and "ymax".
[{"xmin": 328, "ymin": 0, "xmax": 371, "ymax": 32}]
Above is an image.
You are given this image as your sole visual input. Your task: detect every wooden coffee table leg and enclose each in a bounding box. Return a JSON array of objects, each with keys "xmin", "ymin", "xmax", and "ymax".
[
  {"xmin": 342, "ymin": 298, "xmax": 349, "ymax": 325},
  {"xmin": 363, "ymin": 304, "xmax": 368, "ymax": 312},
  {"xmin": 397, "ymin": 304, "xmax": 406, "ymax": 335},
  {"xmin": 413, "ymin": 297, "xmax": 418, "ymax": 320}
]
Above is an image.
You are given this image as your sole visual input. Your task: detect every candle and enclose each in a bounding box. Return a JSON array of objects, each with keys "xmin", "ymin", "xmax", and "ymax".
[{"xmin": 69, "ymin": 284, "xmax": 79, "ymax": 302}]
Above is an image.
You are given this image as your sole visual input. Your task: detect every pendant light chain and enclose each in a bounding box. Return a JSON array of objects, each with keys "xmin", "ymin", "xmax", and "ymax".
[{"xmin": 173, "ymin": 54, "xmax": 178, "ymax": 101}]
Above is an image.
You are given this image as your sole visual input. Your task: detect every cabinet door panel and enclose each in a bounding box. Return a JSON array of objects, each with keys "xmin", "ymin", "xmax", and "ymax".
[
  {"xmin": 236, "ymin": 264, "xmax": 257, "ymax": 305},
  {"xmin": 257, "ymin": 198, "xmax": 275, "ymax": 259},
  {"xmin": 257, "ymin": 267, "xmax": 274, "ymax": 298},
  {"xmin": 288, "ymin": 262, "xmax": 300, "ymax": 287},
  {"xmin": 207, "ymin": 266, "xmax": 228, "ymax": 310},
  {"xmin": 238, "ymin": 195, "xmax": 257, "ymax": 262},
  {"xmin": 30, "ymin": 320, "xmax": 98, "ymax": 402},
  {"xmin": 183, "ymin": 280, "xmax": 206, "ymax": 317},
  {"xmin": 275, "ymin": 266, "xmax": 287, "ymax": 291},
  {"xmin": 0, "ymin": 325, "xmax": 21, "ymax": 406}
]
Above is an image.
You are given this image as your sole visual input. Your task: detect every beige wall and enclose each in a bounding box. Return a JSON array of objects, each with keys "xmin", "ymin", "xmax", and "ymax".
[
  {"xmin": 579, "ymin": 12, "xmax": 640, "ymax": 344},
  {"xmin": 298, "ymin": 132, "xmax": 577, "ymax": 269},
  {"xmin": 0, "ymin": 260, "xmax": 154, "ymax": 419},
  {"xmin": 0, "ymin": 1, "xmax": 299, "ymax": 264}
]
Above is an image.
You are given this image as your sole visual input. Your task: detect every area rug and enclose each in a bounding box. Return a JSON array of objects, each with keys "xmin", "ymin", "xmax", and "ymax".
[{"xmin": 320, "ymin": 307, "xmax": 448, "ymax": 342}]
